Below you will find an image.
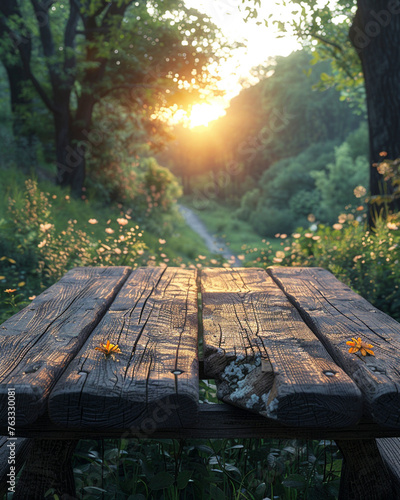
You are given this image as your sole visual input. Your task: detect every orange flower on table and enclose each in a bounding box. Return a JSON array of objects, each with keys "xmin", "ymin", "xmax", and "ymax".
[
  {"xmin": 346, "ymin": 337, "xmax": 375, "ymax": 356},
  {"xmin": 95, "ymin": 340, "xmax": 121, "ymax": 357}
]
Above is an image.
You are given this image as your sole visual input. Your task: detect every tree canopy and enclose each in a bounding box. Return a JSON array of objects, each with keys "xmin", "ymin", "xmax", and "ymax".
[
  {"xmin": 246, "ymin": 0, "xmax": 400, "ymax": 218},
  {"xmin": 0, "ymin": 0, "xmax": 226, "ymax": 195}
]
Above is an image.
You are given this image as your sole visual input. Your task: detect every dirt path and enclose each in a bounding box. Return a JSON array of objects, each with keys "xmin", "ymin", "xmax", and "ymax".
[{"xmin": 179, "ymin": 205, "xmax": 241, "ymax": 267}]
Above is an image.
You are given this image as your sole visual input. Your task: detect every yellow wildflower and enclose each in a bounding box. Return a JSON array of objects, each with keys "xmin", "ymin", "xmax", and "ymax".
[
  {"xmin": 95, "ymin": 340, "xmax": 121, "ymax": 357},
  {"xmin": 346, "ymin": 337, "xmax": 375, "ymax": 356},
  {"xmin": 5, "ymin": 289, "xmax": 16, "ymax": 293}
]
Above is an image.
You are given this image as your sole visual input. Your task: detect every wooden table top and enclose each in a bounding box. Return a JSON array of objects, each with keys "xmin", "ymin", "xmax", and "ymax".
[{"xmin": 1, "ymin": 266, "xmax": 400, "ymax": 440}]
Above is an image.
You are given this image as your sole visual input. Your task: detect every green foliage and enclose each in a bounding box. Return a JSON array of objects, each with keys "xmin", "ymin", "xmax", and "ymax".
[
  {"xmin": 245, "ymin": 0, "xmax": 364, "ymax": 113},
  {"xmin": 0, "ymin": 166, "xmax": 227, "ymax": 323},
  {"xmin": 311, "ymin": 142, "xmax": 368, "ymax": 223},
  {"xmin": 239, "ymin": 141, "xmax": 334, "ymax": 236},
  {"xmin": 0, "ymin": 179, "xmax": 145, "ymax": 321},
  {"xmin": 69, "ymin": 437, "xmax": 341, "ymax": 499},
  {"xmin": 138, "ymin": 158, "xmax": 182, "ymax": 214},
  {"xmin": 233, "ymin": 209, "xmax": 400, "ymax": 322},
  {"xmin": 257, "ymin": 51, "xmax": 360, "ymax": 166},
  {"xmin": 164, "ymin": 50, "xmax": 364, "ymax": 211},
  {"xmin": 234, "ymin": 123, "xmax": 369, "ymax": 237},
  {"xmin": 87, "ymin": 140, "xmax": 182, "ymax": 223},
  {"xmin": 250, "ymin": 206, "xmax": 294, "ymax": 239},
  {"xmin": 289, "ymin": 217, "xmax": 400, "ymax": 320},
  {"xmin": 369, "ymin": 156, "xmax": 400, "ymax": 214},
  {"xmin": 0, "ymin": 0, "xmax": 229, "ymax": 190}
]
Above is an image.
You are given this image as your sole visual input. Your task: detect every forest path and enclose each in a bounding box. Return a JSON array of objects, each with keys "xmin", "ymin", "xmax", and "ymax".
[{"xmin": 178, "ymin": 205, "xmax": 241, "ymax": 267}]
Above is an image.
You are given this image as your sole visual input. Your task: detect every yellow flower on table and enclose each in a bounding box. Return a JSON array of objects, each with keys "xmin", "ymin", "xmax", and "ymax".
[
  {"xmin": 95, "ymin": 340, "xmax": 121, "ymax": 357},
  {"xmin": 346, "ymin": 337, "xmax": 375, "ymax": 356}
]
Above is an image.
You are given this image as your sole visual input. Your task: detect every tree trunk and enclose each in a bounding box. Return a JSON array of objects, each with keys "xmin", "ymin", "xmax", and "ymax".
[
  {"xmin": 54, "ymin": 90, "xmax": 88, "ymax": 198},
  {"xmin": 0, "ymin": 3, "xmax": 36, "ymax": 168},
  {"xmin": 3, "ymin": 65, "xmax": 33, "ymax": 140},
  {"xmin": 64, "ymin": 93, "xmax": 98, "ymax": 197},
  {"xmin": 350, "ymin": 0, "xmax": 400, "ymax": 221}
]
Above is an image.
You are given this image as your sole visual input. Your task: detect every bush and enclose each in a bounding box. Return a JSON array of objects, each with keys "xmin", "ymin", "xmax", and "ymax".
[
  {"xmin": 311, "ymin": 142, "xmax": 368, "ymax": 223},
  {"xmin": 251, "ymin": 211, "xmax": 400, "ymax": 321},
  {"xmin": 0, "ymin": 179, "xmax": 145, "ymax": 320},
  {"xmin": 250, "ymin": 206, "xmax": 294, "ymax": 237},
  {"xmin": 236, "ymin": 188, "xmax": 261, "ymax": 221},
  {"xmin": 87, "ymin": 154, "xmax": 182, "ymax": 224}
]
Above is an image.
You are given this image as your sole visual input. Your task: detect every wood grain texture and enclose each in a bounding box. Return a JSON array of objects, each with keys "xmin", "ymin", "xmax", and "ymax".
[
  {"xmin": 13, "ymin": 439, "xmax": 78, "ymax": 500},
  {"xmin": 337, "ymin": 439, "xmax": 396, "ymax": 500},
  {"xmin": 268, "ymin": 266, "xmax": 400, "ymax": 428},
  {"xmin": 48, "ymin": 267, "xmax": 199, "ymax": 429},
  {"xmin": 0, "ymin": 267, "xmax": 131, "ymax": 428},
  {"xmin": 3, "ymin": 404, "xmax": 400, "ymax": 441},
  {"xmin": 377, "ymin": 438, "xmax": 400, "ymax": 489},
  {"xmin": 201, "ymin": 268, "xmax": 362, "ymax": 427}
]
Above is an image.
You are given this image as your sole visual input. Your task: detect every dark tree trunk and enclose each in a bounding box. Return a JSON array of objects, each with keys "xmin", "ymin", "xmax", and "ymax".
[
  {"xmin": 54, "ymin": 87, "xmax": 88, "ymax": 197},
  {"xmin": 0, "ymin": 2, "xmax": 36, "ymax": 167},
  {"xmin": 64, "ymin": 92, "xmax": 97, "ymax": 197},
  {"xmin": 350, "ymin": 0, "xmax": 400, "ymax": 221},
  {"xmin": 3, "ymin": 64, "xmax": 33, "ymax": 143},
  {"xmin": 1, "ymin": 0, "xmax": 132, "ymax": 195}
]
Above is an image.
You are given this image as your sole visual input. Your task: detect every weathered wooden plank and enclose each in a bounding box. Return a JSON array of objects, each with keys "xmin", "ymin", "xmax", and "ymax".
[
  {"xmin": 337, "ymin": 439, "xmax": 396, "ymax": 500},
  {"xmin": 13, "ymin": 439, "xmax": 78, "ymax": 500},
  {"xmin": 201, "ymin": 268, "xmax": 362, "ymax": 427},
  {"xmin": 48, "ymin": 267, "xmax": 199, "ymax": 429},
  {"xmin": 0, "ymin": 267, "xmax": 131, "ymax": 427},
  {"xmin": 377, "ymin": 438, "xmax": 400, "ymax": 489},
  {"xmin": 268, "ymin": 267, "xmax": 400, "ymax": 428},
  {"xmin": 3, "ymin": 404, "xmax": 400, "ymax": 441}
]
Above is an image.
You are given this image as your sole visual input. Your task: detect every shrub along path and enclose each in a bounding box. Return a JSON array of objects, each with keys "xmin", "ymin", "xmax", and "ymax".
[{"xmin": 179, "ymin": 205, "xmax": 240, "ymax": 266}]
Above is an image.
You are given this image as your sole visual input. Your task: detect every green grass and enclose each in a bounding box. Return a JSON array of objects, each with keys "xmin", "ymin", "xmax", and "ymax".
[{"xmin": 0, "ymin": 165, "xmax": 209, "ymax": 266}]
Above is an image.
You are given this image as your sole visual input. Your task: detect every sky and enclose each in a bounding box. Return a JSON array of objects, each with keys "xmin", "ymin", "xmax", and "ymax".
[{"xmin": 179, "ymin": 0, "xmax": 301, "ymax": 126}]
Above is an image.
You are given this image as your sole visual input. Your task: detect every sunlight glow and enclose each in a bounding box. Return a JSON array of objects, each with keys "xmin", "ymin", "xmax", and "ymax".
[
  {"xmin": 153, "ymin": 2, "xmax": 301, "ymax": 128},
  {"xmin": 188, "ymin": 103, "xmax": 227, "ymax": 128}
]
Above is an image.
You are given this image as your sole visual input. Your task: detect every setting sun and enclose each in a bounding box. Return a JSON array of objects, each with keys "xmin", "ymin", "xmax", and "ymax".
[{"xmin": 188, "ymin": 103, "xmax": 226, "ymax": 128}]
